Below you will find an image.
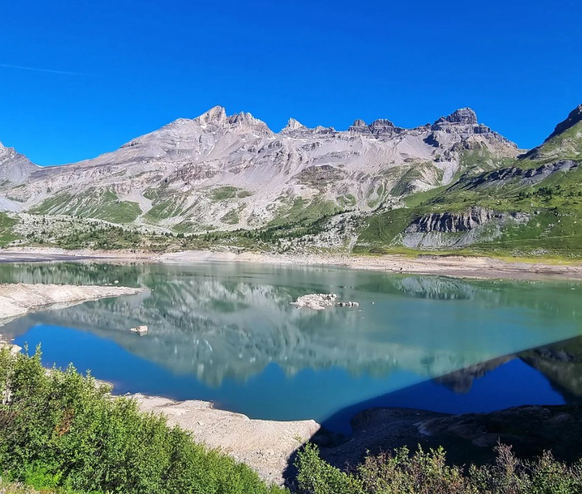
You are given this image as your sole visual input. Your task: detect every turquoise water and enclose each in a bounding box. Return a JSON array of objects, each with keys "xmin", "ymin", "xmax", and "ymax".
[{"xmin": 1, "ymin": 262, "xmax": 581, "ymax": 432}]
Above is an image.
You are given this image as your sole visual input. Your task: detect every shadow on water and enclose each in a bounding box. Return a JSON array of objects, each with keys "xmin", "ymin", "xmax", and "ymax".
[
  {"xmin": 320, "ymin": 334, "xmax": 582, "ymax": 436},
  {"xmin": 279, "ymin": 335, "xmax": 582, "ymax": 486}
]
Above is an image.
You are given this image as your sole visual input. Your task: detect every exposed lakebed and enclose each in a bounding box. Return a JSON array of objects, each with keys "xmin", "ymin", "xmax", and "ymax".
[{"xmin": 0, "ymin": 261, "xmax": 581, "ymax": 434}]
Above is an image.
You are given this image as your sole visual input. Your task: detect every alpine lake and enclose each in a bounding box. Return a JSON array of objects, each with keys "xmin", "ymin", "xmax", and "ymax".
[{"xmin": 1, "ymin": 261, "xmax": 581, "ymax": 434}]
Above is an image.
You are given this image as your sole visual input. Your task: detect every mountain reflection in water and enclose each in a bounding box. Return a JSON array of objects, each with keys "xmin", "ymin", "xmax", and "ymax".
[{"xmin": 1, "ymin": 261, "xmax": 581, "ymax": 430}]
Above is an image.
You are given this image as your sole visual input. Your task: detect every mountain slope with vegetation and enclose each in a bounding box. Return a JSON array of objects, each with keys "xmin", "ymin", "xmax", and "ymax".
[
  {"xmin": 355, "ymin": 105, "xmax": 582, "ymax": 258},
  {"xmin": 0, "ymin": 105, "xmax": 580, "ymax": 258},
  {"xmin": 0, "ymin": 106, "xmax": 517, "ymax": 235}
]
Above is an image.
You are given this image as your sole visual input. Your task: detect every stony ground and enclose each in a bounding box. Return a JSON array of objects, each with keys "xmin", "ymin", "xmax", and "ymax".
[
  {"xmin": 318, "ymin": 405, "xmax": 582, "ymax": 470},
  {"xmin": 135, "ymin": 394, "xmax": 320, "ymax": 486}
]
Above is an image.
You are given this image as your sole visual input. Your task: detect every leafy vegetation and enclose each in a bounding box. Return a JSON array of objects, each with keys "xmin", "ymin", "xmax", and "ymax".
[
  {"xmin": 0, "ymin": 212, "xmax": 18, "ymax": 246},
  {"xmin": 0, "ymin": 349, "xmax": 284, "ymax": 494},
  {"xmin": 220, "ymin": 206, "xmax": 245, "ymax": 225},
  {"xmin": 295, "ymin": 443, "xmax": 582, "ymax": 494},
  {"xmin": 31, "ymin": 190, "xmax": 141, "ymax": 224},
  {"xmin": 268, "ymin": 197, "xmax": 339, "ymax": 228},
  {"xmin": 210, "ymin": 186, "xmax": 251, "ymax": 201},
  {"xmin": 143, "ymin": 200, "xmax": 184, "ymax": 222}
]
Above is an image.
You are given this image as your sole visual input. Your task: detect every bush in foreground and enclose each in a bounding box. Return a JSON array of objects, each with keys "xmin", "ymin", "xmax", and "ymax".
[
  {"xmin": 3, "ymin": 348, "xmax": 582, "ymax": 494},
  {"xmin": 295, "ymin": 443, "xmax": 582, "ymax": 494},
  {"xmin": 0, "ymin": 348, "xmax": 283, "ymax": 494}
]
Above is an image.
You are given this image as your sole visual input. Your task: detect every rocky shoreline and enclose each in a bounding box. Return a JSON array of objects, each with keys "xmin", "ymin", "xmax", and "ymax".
[
  {"xmin": 2, "ymin": 247, "xmax": 582, "ymax": 281},
  {"xmin": 135, "ymin": 395, "xmax": 319, "ymax": 486},
  {"xmin": 0, "ymin": 283, "xmax": 145, "ymax": 326},
  {"xmin": 317, "ymin": 404, "xmax": 582, "ymax": 473}
]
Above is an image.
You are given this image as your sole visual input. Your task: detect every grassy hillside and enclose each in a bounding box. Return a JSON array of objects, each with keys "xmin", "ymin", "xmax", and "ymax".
[
  {"xmin": 355, "ymin": 119, "xmax": 582, "ymax": 258},
  {"xmin": 32, "ymin": 190, "xmax": 142, "ymax": 224},
  {"xmin": 0, "ymin": 212, "xmax": 18, "ymax": 246}
]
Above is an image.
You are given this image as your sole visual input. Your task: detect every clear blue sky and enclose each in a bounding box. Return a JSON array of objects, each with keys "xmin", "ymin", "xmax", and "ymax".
[{"xmin": 1, "ymin": 0, "xmax": 581, "ymax": 166}]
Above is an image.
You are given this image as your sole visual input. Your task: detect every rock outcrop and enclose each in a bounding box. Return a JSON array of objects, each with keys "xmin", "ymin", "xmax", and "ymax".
[
  {"xmin": 462, "ymin": 160, "xmax": 578, "ymax": 189},
  {"xmin": 407, "ymin": 207, "xmax": 500, "ymax": 234},
  {"xmin": 291, "ymin": 293, "xmax": 337, "ymax": 310},
  {"xmin": 402, "ymin": 207, "xmax": 529, "ymax": 249},
  {"xmin": 546, "ymin": 104, "xmax": 582, "ymax": 141}
]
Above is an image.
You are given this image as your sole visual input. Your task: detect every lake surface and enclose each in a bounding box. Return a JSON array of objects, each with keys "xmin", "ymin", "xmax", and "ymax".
[{"xmin": 1, "ymin": 261, "xmax": 582, "ymax": 434}]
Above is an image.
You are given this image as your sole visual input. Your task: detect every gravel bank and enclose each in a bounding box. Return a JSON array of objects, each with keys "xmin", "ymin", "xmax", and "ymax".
[
  {"xmin": 134, "ymin": 394, "xmax": 320, "ymax": 486},
  {"xmin": 0, "ymin": 283, "xmax": 144, "ymax": 326}
]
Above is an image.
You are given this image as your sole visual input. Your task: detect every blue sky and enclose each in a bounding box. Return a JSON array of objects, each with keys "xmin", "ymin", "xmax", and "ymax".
[{"xmin": 1, "ymin": 0, "xmax": 581, "ymax": 166}]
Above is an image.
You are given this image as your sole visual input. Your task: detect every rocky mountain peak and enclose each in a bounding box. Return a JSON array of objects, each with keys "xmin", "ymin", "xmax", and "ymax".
[
  {"xmin": 283, "ymin": 118, "xmax": 305, "ymax": 131},
  {"xmin": 370, "ymin": 118, "xmax": 395, "ymax": 128},
  {"xmin": 546, "ymin": 104, "xmax": 582, "ymax": 141},
  {"xmin": 446, "ymin": 108, "xmax": 478, "ymax": 125},
  {"xmin": 195, "ymin": 105, "xmax": 227, "ymax": 126},
  {"xmin": 369, "ymin": 119, "xmax": 397, "ymax": 136},
  {"xmin": 227, "ymin": 111, "xmax": 272, "ymax": 134},
  {"xmin": 348, "ymin": 119, "xmax": 371, "ymax": 134}
]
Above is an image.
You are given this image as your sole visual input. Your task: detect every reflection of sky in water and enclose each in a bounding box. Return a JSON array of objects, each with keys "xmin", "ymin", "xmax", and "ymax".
[{"xmin": 2, "ymin": 262, "xmax": 582, "ymax": 432}]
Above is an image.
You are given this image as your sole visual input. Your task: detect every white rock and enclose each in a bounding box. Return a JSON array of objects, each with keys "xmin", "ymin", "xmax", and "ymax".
[
  {"xmin": 291, "ymin": 293, "xmax": 337, "ymax": 311},
  {"xmin": 130, "ymin": 325, "xmax": 148, "ymax": 336}
]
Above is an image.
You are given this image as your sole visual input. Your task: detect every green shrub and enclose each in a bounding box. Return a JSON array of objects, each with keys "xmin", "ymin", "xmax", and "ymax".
[
  {"xmin": 295, "ymin": 443, "xmax": 582, "ymax": 494},
  {"xmin": 0, "ymin": 348, "xmax": 284, "ymax": 494}
]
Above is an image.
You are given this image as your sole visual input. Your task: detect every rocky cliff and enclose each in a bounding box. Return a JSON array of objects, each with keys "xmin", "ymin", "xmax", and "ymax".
[{"xmin": 401, "ymin": 207, "xmax": 529, "ymax": 249}]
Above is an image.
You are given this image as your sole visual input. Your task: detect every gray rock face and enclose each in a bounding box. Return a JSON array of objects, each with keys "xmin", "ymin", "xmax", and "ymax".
[
  {"xmin": 0, "ymin": 106, "xmax": 519, "ymax": 227},
  {"xmin": 402, "ymin": 207, "xmax": 530, "ymax": 249},
  {"xmin": 407, "ymin": 207, "xmax": 499, "ymax": 234},
  {"xmin": 446, "ymin": 107, "xmax": 478, "ymax": 125},
  {"xmin": 546, "ymin": 104, "xmax": 582, "ymax": 141},
  {"xmin": 0, "ymin": 144, "xmax": 39, "ymax": 185},
  {"xmin": 463, "ymin": 160, "xmax": 578, "ymax": 189}
]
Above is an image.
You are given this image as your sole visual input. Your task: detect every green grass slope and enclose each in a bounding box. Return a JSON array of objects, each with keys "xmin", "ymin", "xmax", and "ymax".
[
  {"xmin": 355, "ymin": 113, "xmax": 582, "ymax": 259},
  {"xmin": 0, "ymin": 212, "xmax": 18, "ymax": 246},
  {"xmin": 32, "ymin": 190, "xmax": 141, "ymax": 224}
]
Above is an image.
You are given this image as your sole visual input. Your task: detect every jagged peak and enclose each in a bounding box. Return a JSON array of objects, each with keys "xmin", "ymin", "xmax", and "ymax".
[
  {"xmin": 195, "ymin": 105, "xmax": 227, "ymax": 126},
  {"xmin": 227, "ymin": 111, "xmax": 272, "ymax": 133},
  {"xmin": 445, "ymin": 108, "xmax": 478, "ymax": 125},
  {"xmin": 348, "ymin": 119, "xmax": 371, "ymax": 134},
  {"xmin": 546, "ymin": 104, "xmax": 582, "ymax": 141},
  {"xmin": 283, "ymin": 118, "xmax": 305, "ymax": 131},
  {"xmin": 229, "ymin": 111, "xmax": 259, "ymax": 124},
  {"xmin": 370, "ymin": 118, "xmax": 395, "ymax": 127}
]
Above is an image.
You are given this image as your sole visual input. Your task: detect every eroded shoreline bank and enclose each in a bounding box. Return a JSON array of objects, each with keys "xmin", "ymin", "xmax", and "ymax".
[{"xmin": 0, "ymin": 282, "xmax": 145, "ymax": 326}]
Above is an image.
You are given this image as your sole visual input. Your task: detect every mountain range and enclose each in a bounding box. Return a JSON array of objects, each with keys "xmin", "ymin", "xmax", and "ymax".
[{"xmin": 0, "ymin": 104, "xmax": 581, "ymax": 256}]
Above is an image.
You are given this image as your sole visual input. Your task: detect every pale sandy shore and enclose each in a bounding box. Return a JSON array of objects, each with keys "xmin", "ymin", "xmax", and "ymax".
[
  {"xmin": 2, "ymin": 246, "xmax": 582, "ymax": 281},
  {"xmin": 158, "ymin": 250, "xmax": 582, "ymax": 281},
  {"xmin": 0, "ymin": 283, "xmax": 145, "ymax": 326},
  {"xmin": 135, "ymin": 395, "xmax": 319, "ymax": 485}
]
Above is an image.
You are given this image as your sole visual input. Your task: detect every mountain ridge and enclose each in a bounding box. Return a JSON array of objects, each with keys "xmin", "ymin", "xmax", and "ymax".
[
  {"xmin": 1, "ymin": 104, "xmax": 580, "ymax": 258},
  {"xmin": 0, "ymin": 105, "xmax": 518, "ymax": 233}
]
